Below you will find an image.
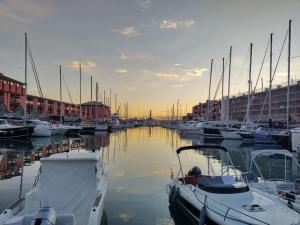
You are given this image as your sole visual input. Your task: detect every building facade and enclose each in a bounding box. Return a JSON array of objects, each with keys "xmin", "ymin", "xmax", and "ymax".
[
  {"xmin": 0, "ymin": 73, "xmax": 110, "ymax": 120},
  {"xmin": 80, "ymin": 101, "xmax": 111, "ymax": 121},
  {"xmin": 192, "ymin": 100, "xmax": 221, "ymax": 120},
  {"xmin": 191, "ymin": 79, "xmax": 300, "ymax": 123}
]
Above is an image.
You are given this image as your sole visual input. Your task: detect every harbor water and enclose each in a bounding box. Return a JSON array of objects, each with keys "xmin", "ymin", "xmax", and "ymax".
[{"xmin": 0, "ymin": 126, "xmax": 284, "ymax": 225}]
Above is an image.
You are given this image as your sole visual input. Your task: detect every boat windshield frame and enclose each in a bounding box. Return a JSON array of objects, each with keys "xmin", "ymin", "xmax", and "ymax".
[
  {"xmin": 175, "ymin": 145, "xmax": 244, "ymax": 185},
  {"xmin": 250, "ymin": 149, "xmax": 300, "ymax": 182}
]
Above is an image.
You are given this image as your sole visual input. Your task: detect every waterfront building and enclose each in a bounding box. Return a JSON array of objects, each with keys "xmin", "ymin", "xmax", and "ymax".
[
  {"xmin": 192, "ymin": 79, "xmax": 300, "ymax": 123},
  {"xmin": 0, "ymin": 72, "xmax": 110, "ymax": 120}
]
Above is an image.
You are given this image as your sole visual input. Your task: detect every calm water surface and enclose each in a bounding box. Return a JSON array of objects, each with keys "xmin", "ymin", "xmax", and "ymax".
[{"xmin": 0, "ymin": 127, "xmax": 263, "ymax": 225}]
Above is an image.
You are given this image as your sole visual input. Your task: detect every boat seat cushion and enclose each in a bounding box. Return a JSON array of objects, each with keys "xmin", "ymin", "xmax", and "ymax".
[{"xmin": 179, "ymin": 176, "xmax": 198, "ymax": 186}]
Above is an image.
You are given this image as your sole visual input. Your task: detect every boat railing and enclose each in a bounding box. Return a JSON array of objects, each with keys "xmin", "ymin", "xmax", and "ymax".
[
  {"xmin": 32, "ymin": 166, "xmax": 41, "ymax": 188},
  {"xmin": 193, "ymin": 188, "xmax": 270, "ymax": 225}
]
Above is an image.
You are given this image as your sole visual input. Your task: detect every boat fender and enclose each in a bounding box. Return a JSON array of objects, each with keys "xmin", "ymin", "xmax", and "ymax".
[{"xmin": 199, "ymin": 205, "xmax": 207, "ymax": 225}]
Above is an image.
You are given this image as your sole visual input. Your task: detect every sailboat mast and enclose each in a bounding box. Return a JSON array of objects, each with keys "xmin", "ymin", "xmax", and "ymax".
[
  {"xmin": 90, "ymin": 76, "xmax": 92, "ymax": 121},
  {"xmin": 287, "ymin": 20, "xmax": 292, "ymax": 129},
  {"xmin": 208, "ymin": 58, "xmax": 213, "ymax": 121},
  {"xmin": 269, "ymin": 33, "xmax": 273, "ymax": 126},
  {"xmin": 59, "ymin": 65, "xmax": 62, "ymax": 125},
  {"xmin": 96, "ymin": 82, "xmax": 98, "ymax": 121},
  {"xmin": 246, "ymin": 43, "xmax": 253, "ymax": 126},
  {"xmin": 79, "ymin": 64, "xmax": 82, "ymax": 120},
  {"xmin": 227, "ymin": 46, "xmax": 232, "ymax": 128},
  {"xmin": 115, "ymin": 94, "xmax": 117, "ymax": 113},
  {"xmin": 24, "ymin": 33, "xmax": 27, "ymax": 126},
  {"xmin": 110, "ymin": 88, "xmax": 112, "ymax": 108},
  {"xmin": 221, "ymin": 57, "xmax": 225, "ymax": 122}
]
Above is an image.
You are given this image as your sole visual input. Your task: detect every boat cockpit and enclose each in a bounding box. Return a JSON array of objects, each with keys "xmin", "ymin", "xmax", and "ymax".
[{"xmin": 180, "ymin": 165, "xmax": 249, "ymax": 194}]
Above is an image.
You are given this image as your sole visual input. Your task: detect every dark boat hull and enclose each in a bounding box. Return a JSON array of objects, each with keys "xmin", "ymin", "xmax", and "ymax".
[{"xmin": 0, "ymin": 126, "xmax": 34, "ymax": 139}]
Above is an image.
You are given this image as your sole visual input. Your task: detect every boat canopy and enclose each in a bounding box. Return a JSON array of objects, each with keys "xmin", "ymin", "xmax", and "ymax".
[
  {"xmin": 37, "ymin": 152, "xmax": 100, "ymax": 224},
  {"xmin": 251, "ymin": 149, "xmax": 293, "ymax": 160}
]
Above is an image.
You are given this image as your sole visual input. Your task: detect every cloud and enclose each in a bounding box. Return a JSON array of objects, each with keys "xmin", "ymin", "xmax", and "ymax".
[
  {"xmin": 186, "ymin": 68, "xmax": 207, "ymax": 77},
  {"xmin": 142, "ymin": 70, "xmax": 180, "ymax": 79},
  {"xmin": 0, "ymin": 0, "xmax": 52, "ymax": 23},
  {"xmin": 160, "ymin": 19, "xmax": 195, "ymax": 29},
  {"xmin": 120, "ymin": 53, "xmax": 128, "ymax": 60},
  {"xmin": 137, "ymin": 0, "xmax": 152, "ymax": 11},
  {"xmin": 113, "ymin": 26, "xmax": 140, "ymax": 38},
  {"xmin": 66, "ymin": 60, "xmax": 97, "ymax": 69},
  {"xmin": 115, "ymin": 69, "xmax": 128, "ymax": 74},
  {"xmin": 119, "ymin": 52, "xmax": 147, "ymax": 60},
  {"xmin": 174, "ymin": 63, "xmax": 182, "ymax": 67},
  {"xmin": 172, "ymin": 84, "xmax": 183, "ymax": 88},
  {"xmin": 142, "ymin": 66, "xmax": 207, "ymax": 82}
]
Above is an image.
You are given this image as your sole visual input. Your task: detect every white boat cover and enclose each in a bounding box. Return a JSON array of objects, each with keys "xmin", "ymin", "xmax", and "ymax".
[
  {"xmin": 251, "ymin": 149, "xmax": 293, "ymax": 160},
  {"xmin": 39, "ymin": 152, "xmax": 100, "ymax": 225}
]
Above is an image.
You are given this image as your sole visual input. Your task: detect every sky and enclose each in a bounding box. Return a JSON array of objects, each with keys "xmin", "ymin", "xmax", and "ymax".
[{"xmin": 1, "ymin": 0, "xmax": 300, "ymax": 118}]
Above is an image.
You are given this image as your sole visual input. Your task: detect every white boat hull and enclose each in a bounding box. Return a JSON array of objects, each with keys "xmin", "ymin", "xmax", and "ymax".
[
  {"xmin": 32, "ymin": 127, "xmax": 52, "ymax": 137},
  {"xmin": 221, "ymin": 130, "xmax": 242, "ymax": 139},
  {"xmin": 168, "ymin": 181, "xmax": 300, "ymax": 225},
  {"xmin": 291, "ymin": 129, "xmax": 300, "ymax": 151}
]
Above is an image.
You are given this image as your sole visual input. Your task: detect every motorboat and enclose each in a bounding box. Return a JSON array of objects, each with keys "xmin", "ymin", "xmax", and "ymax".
[
  {"xmin": 80, "ymin": 123, "xmax": 96, "ymax": 135},
  {"xmin": 0, "ymin": 119, "xmax": 33, "ymax": 139},
  {"xmin": 26, "ymin": 119, "xmax": 53, "ymax": 137},
  {"xmin": 167, "ymin": 145, "xmax": 300, "ymax": 225},
  {"xmin": 247, "ymin": 149, "xmax": 300, "ymax": 213},
  {"xmin": 221, "ymin": 128, "xmax": 242, "ymax": 140},
  {"xmin": 95, "ymin": 122, "xmax": 112, "ymax": 132},
  {"xmin": 0, "ymin": 150, "xmax": 108, "ymax": 225},
  {"xmin": 253, "ymin": 127, "xmax": 277, "ymax": 144},
  {"xmin": 291, "ymin": 127, "xmax": 300, "ymax": 151},
  {"xmin": 51, "ymin": 123, "xmax": 70, "ymax": 135}
]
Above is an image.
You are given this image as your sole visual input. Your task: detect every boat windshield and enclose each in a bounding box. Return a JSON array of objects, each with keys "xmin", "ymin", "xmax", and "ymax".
[
  {"xmin": 176, "ymin": 146, "xmax": 247, "ymax": 191},
  {"xmin": 250, "ymin": 150, "xmax": 300, "ymax": 182}
]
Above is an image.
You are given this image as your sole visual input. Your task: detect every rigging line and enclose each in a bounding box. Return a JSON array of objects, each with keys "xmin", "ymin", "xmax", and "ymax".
[
  {"xmin": 232, "ymin": 46, "xmax": 251, "ymax": 96},
  {"xmin": 242, "ymin": 39, "xmax": 270, "ymax": 124},
  {"xmin": 27, "ymin": 45, "xmax": 41, "ymax": 98},
  {"xmin": 27, "ymin": 42, "xmax": 44, "ymax": 100},
  {"xmin": 213, "ymin": 56, "xmax": 230, "ymax": 100},
  {"xmin": 257, "ymin": 30, "xmax": 288, "ymax": 122},
  {"xmin": 61, "ymin": 73, "xmax": 74, "ymax": 104},
  {"xmin": 28, "ymin": 47, "xmax": 43, "ymax": 101}
]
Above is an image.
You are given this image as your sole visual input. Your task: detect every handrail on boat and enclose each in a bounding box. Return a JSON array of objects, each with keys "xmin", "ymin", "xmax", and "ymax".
[{"xmin": 192, "ymin": 189, "xmax": 270, "ymax": 225}]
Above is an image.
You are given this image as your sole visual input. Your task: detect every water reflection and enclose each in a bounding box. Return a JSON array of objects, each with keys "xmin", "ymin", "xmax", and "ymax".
[{"xmin": 0, "ymin": 127, "xmax": 275, "ymax": 225}]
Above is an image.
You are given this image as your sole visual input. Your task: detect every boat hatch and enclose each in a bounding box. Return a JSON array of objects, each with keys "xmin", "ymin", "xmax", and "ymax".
[{"xmin": 242, "ymin": 204, "xmax": 265, "ymax": 212}]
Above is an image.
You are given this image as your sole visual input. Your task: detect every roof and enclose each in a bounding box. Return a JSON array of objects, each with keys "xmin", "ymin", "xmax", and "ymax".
[{"xmin": 0, "ymin": 73, "xmax": 25, "ymax": 85}]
